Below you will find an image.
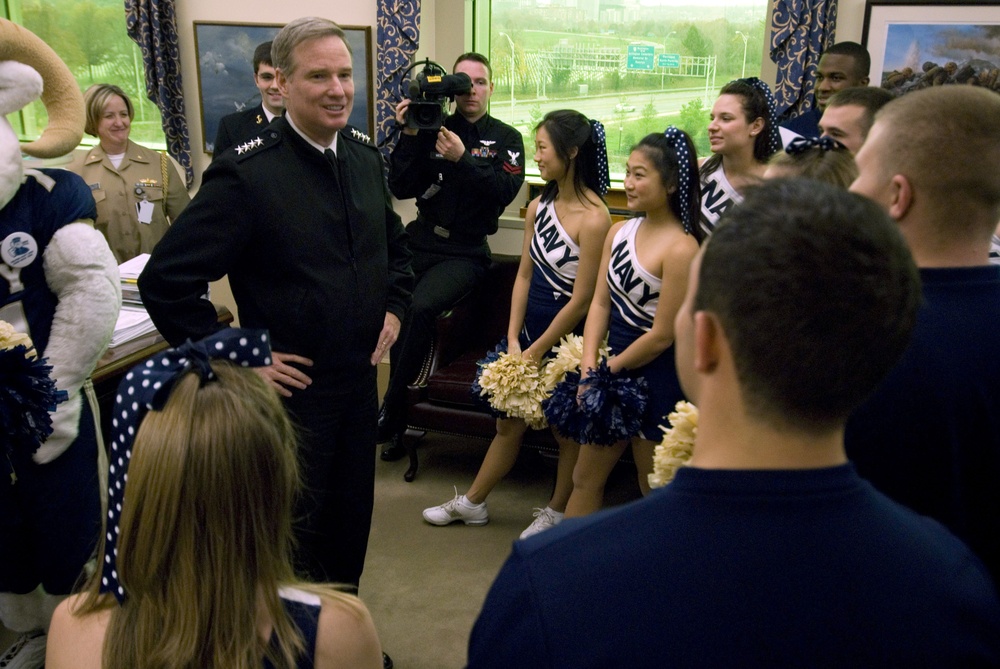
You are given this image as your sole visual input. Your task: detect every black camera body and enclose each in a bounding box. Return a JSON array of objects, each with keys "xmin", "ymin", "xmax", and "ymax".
[{"xmin": 405, "ymin": 59, "xmax": 472, "ymax": 131}]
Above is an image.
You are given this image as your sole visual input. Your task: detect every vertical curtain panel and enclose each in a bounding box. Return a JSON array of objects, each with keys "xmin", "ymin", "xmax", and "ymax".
[
  {"xmin": 769, "ymin": 0, "xmax": 838, "ymax": 120},
  {"xmin": 125, "ymin": 0, "xmax": 192, "ymax": 187},
  {"xmin": 377, "ymin": 0, "xmax": 421, "ymax": 163}
]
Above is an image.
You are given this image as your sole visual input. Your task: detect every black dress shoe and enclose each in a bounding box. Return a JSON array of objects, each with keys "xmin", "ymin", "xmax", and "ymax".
[
  {"xmin": 380, "ymin": 433, "xmax": 406, "ymax": 462},
  {"xmin": 383, "ymin": 651, "xmax": 393, "ymax": 669},
  {"xmin": 376, "ymin": 405, "xmax": 394, "ymax": 443}
]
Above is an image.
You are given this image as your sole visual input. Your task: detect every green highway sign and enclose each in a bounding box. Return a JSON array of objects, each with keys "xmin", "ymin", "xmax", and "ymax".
[
  {"xmin": 658, "ymin": 53, "xmax": 681, "ymax": 68},
  {"xmin": 627, "ymin": 44, "xmax": 655, "ymax": 71}
]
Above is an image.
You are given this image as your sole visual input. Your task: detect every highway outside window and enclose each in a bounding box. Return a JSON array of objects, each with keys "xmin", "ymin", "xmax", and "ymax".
[{"xmin": 482, "ymin": 0, "xmax": 767, "ymax": 177}]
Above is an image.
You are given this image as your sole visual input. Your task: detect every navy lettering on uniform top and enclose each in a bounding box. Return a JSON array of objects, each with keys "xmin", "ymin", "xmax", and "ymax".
[
  {"xmin": 535, "ymin": 208, "xmax": 561, "ymax": 250},
  {"xmin": 702, "ymin": 179, "xmax": 734, "ymax": 216},
  {"xmin": 555, "ymin": 244, "xmax": 578, "ymax": 268},
  {"xmin": 637, "ymin": 282, "xmax": 659, "ymax": 307},
  {"xmin": 611, "ymin": 237, "xmax": 659, "ymax": 306},
  {"xmin": 611, "ymin": 238, "xmax": 642, "ymax": 294}
]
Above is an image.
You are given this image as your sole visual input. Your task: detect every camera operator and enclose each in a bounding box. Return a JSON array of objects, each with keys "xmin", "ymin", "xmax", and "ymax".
[{"xmin": 380, "ymin": 52, "xmax": 525, "ymax": 459}]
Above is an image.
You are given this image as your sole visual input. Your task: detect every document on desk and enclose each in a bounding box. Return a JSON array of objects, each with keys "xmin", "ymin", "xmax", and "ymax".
[{"xmin": 109, "ymin": 305, "xmax": 158, "ymax": 348}]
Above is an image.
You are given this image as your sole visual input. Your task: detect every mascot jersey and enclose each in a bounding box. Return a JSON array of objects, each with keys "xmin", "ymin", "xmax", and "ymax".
[{"xmin": 1, "ymin": 168, "xmax": 96, "ymax": 354}]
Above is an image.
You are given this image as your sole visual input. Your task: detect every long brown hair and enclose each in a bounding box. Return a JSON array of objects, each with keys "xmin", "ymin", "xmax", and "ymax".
[{"xmin": 78, "ymin": 363, "xmax": 338, "ymax": 668}]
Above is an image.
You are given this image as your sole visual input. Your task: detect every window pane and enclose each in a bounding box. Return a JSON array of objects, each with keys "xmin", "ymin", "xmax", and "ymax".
[
  {"xmin": 7, "ymin": 0, "xmax": 166, "ymax": 149},
  {"xmin": 486, "ymin": 0, "xmax": 767, "ymax": 177}
]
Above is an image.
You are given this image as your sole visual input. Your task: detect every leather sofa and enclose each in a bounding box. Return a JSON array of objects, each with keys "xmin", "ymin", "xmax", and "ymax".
[{"xmin": 398, "ymin": 254, "xmax": 557, "ymax": 481}]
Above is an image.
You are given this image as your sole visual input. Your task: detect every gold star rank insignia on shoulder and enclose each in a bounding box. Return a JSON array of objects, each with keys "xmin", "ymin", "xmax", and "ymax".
[{"xmin": 350, "ymin": 128, "xmax": 371, "ymax": 144}]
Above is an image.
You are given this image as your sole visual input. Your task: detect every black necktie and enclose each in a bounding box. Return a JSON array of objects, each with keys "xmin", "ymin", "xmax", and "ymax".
[
  {"xmin": 324, "ymin": 148, "xmax": 348, "ymax": 219},
  {"xmin": 324, "ymin": 148, "xmax": 339, "ymax": 185}
]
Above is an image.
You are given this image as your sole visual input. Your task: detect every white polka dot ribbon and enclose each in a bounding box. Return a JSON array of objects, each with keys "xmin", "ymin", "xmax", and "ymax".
[
  {"xmin": 739, "ymin": 77, "xmax": 781, "ymax": 156},
  {"xmin": 664, "ymin": 125, "xmax": 698, "ymax": 236},
  {"xmin": 100, "ymin": 328, "xmax": 273, "ymax": 603},
  {"xmin": 590, "ymin": 120, "xmax": 610, "ymax": 196}
]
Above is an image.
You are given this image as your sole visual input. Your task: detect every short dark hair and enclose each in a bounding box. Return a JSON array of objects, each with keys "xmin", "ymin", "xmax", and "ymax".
[
  {"xmin": 826, "ymin": 86, "xmax": 894, "ymax": 136},
  {"xmin": 454, "ymin": 52, "xmax": 492, "ymax": 81},
  {"xmin": 823, "ymin": 41, "xmax": 871, "ymax": 79},
  {"xmin": 694, "ymin": 178, "xmax": 920, "ymax": 432},
  {"xmin": 253, "ymin": 41, "xmax": 274, "ymax": 73},
  {"xmin": 536, "ymin": 110, "xmax": 606, "ymax": 206}
]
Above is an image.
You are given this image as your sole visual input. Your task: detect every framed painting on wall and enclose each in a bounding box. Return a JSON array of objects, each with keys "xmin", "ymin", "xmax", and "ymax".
[
  {"xmin": 193, "ymin": 21, "xmax": 374, "ymax": 153},
  {"xmin": 862, "ymin": 1, "xmax": 1000, "ymax": 96}
]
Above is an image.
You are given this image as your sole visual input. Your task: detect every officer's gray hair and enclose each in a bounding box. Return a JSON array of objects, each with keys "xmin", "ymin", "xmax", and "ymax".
[{"xmin": 272, "ymin": 17, "xmax": 352, "ymax": 77}]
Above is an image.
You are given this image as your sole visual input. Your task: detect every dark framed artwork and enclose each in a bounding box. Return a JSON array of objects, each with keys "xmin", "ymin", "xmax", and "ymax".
[
  {"xmin": 193, "ymin": 22, "xmax": 374, "ymax": 153},
  {"xmin": 862, "ymin": 1, "xmax": 1000, "ymax": 95}
]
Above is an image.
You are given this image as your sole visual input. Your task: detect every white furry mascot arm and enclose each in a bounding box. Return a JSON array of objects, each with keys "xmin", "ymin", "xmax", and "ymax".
[
  {"xmin": 33, "ymin": 223, "xmax": 120, "ymax": 463},
  {"xmin": 0, "ymin": 20, "xmax": 121, "ymax": 463}
]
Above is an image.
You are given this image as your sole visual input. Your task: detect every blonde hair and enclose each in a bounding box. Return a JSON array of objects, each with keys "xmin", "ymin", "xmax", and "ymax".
[
  {"xmin": 83, "ymin": 84, "xmax": 134, "ymax": 137},
  {"xmin": 768, "ymin": 144, "xmax": 858, "ymax": 189},
  {"xmin": 272, "ymin": 17, "xmax": 350, "ymax": 77},
  {"xmin": 77, "ymin": 362, "xmax": 358, "ymax": 669}
]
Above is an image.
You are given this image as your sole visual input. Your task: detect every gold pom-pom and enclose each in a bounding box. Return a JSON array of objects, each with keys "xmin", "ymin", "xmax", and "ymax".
[
  {"xmin": 648, "ymin": 401, "xmax": 698, "ymax": 489},
  {"xmin": 540, "ymin": 333, "xmax": 610, "ymax": 391},
  {"xmin": 0, "ymin": 320, "xmax": 35, "ymax": 357},
  {"xmin": 478, "ymin": 352, "xmax": 549, "ymax": 429}
]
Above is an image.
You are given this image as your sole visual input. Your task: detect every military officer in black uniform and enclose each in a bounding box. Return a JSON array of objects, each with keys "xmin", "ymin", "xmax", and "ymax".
[
  {"xmin": 140, "ymin": 17, "xmax": 413, "ymax": 590},
  {"xmin": 380, "ymin": 52, "xmax": 525, "ymax": 458},
  {"xmin": 213, "ymin": 41, "xmax": 284, "ymax": 156}
]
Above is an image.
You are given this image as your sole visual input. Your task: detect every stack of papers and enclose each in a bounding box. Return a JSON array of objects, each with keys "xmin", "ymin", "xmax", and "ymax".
[
  {"xmin": 118, "ymin": 254, "xmax": 148, "ymax": 306},
  {"xmin": 110, "ymin": 305, "xmax": 158, "ymax": 348},
  {"xmin": 111, "ymin": 255, "xmax": 156, "ymax": 348}
]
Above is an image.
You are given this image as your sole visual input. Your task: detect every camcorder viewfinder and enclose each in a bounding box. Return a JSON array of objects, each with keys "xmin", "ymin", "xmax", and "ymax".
[{"xmin": 405, "ymin": 59, "xmax": 472, "ymax": 131}]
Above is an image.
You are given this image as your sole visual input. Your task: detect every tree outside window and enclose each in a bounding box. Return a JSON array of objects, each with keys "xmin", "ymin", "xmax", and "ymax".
[{"xmin": 6, "ymin": 0, "xmax": 166, "ymax": 149}]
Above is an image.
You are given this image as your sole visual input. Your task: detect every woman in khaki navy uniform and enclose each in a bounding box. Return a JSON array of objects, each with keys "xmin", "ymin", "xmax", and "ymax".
[{"xmin": 67, "ymin": 84, "xmax": 189, "ymax": 263}]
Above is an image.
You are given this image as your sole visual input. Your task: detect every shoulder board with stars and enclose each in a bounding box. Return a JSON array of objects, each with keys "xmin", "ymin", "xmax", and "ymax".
[
  {"xmin": 342, "ymin": 125, "xmax": 373, "ymax": 147},
  {"xmin": 231, "ymin": 131, "xmax": 281, "ymax": 162}
]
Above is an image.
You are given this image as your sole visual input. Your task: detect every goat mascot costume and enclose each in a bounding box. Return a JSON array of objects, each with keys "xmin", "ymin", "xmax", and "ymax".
[{"xmin": 0, "ymin": 18, "xmax": 121, "ymax": 665}]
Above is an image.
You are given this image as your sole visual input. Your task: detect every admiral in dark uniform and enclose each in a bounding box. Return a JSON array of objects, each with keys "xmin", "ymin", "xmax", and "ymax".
[
  {"xmin": 379, "ymin": 52, "xmax": 525, "ymax": 457},
  {"xmin": 212, "ymin": 40, "xmax": 283, "ymax": 156},
  {"xmin": 139, "ymin": 18, "xmax": 413, "ymax": 588}
]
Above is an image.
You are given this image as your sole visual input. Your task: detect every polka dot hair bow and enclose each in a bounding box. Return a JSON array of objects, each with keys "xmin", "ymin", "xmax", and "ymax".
[
  {"xmin": 100, "ymin": 328, "xmax": 273, "ymax": 603},
  {"xmin": 590, "ymin": 120, "xmax": 610, "ymax": 196},
  {"xmin": 663, "ymin": 125, "xmax": 697, "ymax": 236},
  {"xmin": 785, "ymin": 135, "xmax": 846, "ymax": 155},
  {"xmin": 738, "ymin": 77, "xmax": 781, "ymax": 157}
]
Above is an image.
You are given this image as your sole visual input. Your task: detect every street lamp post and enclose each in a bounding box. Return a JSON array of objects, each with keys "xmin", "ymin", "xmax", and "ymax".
[
  {"xmin": 735, "ymin": 31, "xmax": 749, "ymax": 79},
  {"xmin": 661, "ymin": 30, "xmax": 676, "ymax": 90},
  {"xmin": 499, "ymin": 31, "xmax": 516, "ymax": 122}
]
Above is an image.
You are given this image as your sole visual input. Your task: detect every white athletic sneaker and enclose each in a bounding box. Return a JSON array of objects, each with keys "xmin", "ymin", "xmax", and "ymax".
[
  {"xmin": 422, "ymin": 487, "xmax": 489, "ymax": 526},
  {"xmin": 519, "ymin": 507, "xmax": 564, "ymax": 539},
  {"xmin": 0, "ymin": 630, "xmax": 46, "ymax": 669}
]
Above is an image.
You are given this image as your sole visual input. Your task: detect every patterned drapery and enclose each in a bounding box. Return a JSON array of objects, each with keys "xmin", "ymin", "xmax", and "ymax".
[
  {"xmin": 377, "ymin": 0, "xmax": 421, "ymax": 163},
  {"xmin": 769, "ymin": 0, "xmax": 838, "ymax": 121},
  {"xmin": 125, "ymin": 0, "xmax": 192, "ymax": 187}
]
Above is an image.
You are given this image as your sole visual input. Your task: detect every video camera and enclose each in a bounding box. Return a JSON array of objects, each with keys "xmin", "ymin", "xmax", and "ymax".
[{"xmin": 405, "ymin": 59, "xmax": 472, "ymax": 131}]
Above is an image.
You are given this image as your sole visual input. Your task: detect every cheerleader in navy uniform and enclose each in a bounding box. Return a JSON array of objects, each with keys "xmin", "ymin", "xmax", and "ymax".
[
  {"xmin": 699, "ymin": 78, "xmax": 779, "ymax": 236},
  {"xmin": 560, "ymin": 128, "xmax": 702, "ymax": 518},
  {"xmin": 422, "ymin": 110, "xmax": 612, "ymax": 539}
]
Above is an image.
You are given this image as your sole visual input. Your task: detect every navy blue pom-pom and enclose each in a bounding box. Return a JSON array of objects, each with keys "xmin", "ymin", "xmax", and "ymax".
[
  {"xmin": 579, "ymin": 361, "xmax": 648, "ymax": 445},
  {"xmin": 470, "ymin": 338, "xmax": 507, "ymax": 418},
  {"xmin": 546, "ymin": 361, "xmax": 648, "ymax": 446},
  {"xmin": 543, "ymin": 371, "xmax": 590, "ymax": 440},
  {"xmin": 1, "ymin": 346, "xmax": 67, "ymax": 464}
]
